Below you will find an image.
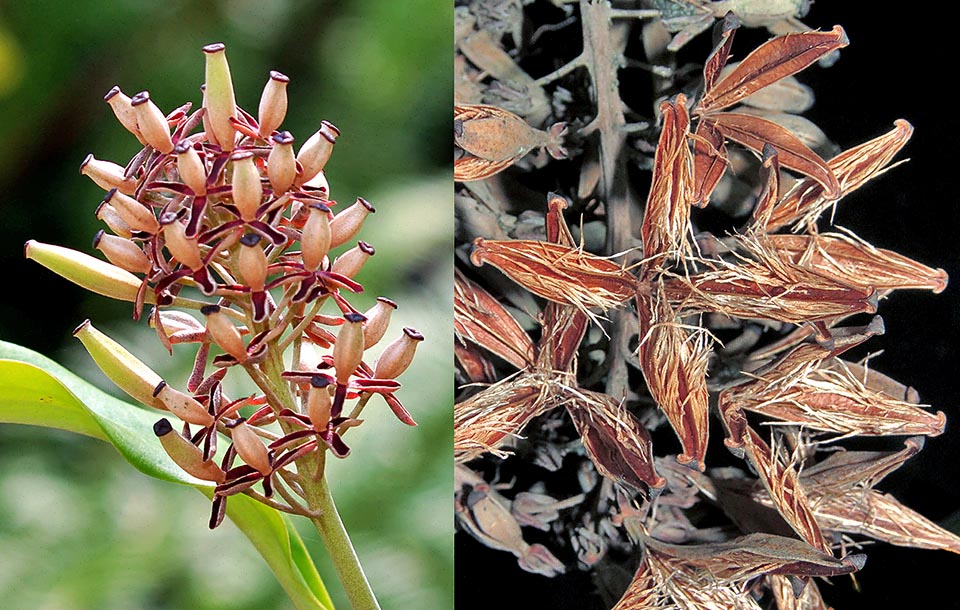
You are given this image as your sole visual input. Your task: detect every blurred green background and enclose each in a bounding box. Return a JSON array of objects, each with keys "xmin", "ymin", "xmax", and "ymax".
[{"xmin": 0, "ymin": 2, "xmax": 451, "ymax": 609}]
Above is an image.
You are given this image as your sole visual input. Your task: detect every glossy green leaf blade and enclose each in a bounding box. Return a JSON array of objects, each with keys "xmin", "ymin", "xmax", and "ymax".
[{"xmin": 0, "ymin": 340, "xmax": 333, "ymax": 610}]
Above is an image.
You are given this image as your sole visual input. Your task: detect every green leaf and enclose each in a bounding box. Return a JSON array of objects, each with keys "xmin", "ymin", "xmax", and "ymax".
[{"xmin": 0, "ymin": 340, "xmax": 334, "ymax": 610}]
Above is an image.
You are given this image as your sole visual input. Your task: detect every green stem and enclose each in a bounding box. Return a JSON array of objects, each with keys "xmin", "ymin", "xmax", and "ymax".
[{"xmin": 305, "ymin": 470, "xmax": 382, "ymax": 610}]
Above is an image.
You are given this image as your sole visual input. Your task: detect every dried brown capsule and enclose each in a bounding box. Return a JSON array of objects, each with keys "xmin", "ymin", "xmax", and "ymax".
[
  {"xmin": 307, "ymin": 375, "xmax": 333, "ymax": 430},
  {"xmin": 154, "ymin": 419, "xmax": 226, "ymax": 483},
  {"xmin": 331, "ymin": 241, "xmax": 374, "ymax": 279},
  {"xmin": 228, "ymin": 418, "xmax": 272, "ymax": 476},
  {"xmin": 130, "ymin": 90, "xmax": 174, "ymax": 154},
  {"xmin": 104, "ymin": 86, "xmax": 146, "ymax": 144},
  {"xmin": 93, "ymin": 230, "xmax": 151, "ymax": 274},
  {"xmin": 103, "ymin": 188, "xmax": 160, "ymax": 234},
  {"xmin": 329, "ymin": 197, "xmax": 375, "ymax": 249},
  {"xmin": 267, "ymin": 131, "xmax": 296, "ymax": 194},
  {"xmin": 231, "ymin": 151, "xmax": 263, "ymax": 221},
  {"xmin": 80, "ymin": 154, "xmax": 137, "ymax": 195},
  {"xmin": 202, "ymin": 304, "xmax": 247, "ymax": 361},
  {"xmin": 362, "ymin": 297, "xmax": 397, "ymax": 349},
  {"xmin": 301, "ymin": 202, "xmax": 332, "ymax": 272},
  {"xmin": 333, "ymin": 312, "xmax": 367, "ymax": 385},
  {"xmin": 296, "ymin": 121, "xmax": 339, "ymax": 185},
  {"xmin": 174, "ymin": 142, "xmax": 207, "ymax": 196},
  {"xmin": 153, "ymin": 381, "xmax": 214, "ymax": 427}
]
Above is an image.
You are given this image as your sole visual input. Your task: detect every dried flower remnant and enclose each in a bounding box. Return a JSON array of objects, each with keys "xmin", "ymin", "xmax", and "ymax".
[
  {"xmin": 454, "ymin": 4, "xmax": 954, "ymax": 608},
  {"xmin": 27, "ymin": 42, "xmax": 423, "ymax": 610}
]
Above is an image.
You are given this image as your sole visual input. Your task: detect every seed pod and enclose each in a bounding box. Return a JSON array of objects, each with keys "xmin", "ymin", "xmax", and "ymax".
[
  {"xmin": 202, "ymin": 304, "xmax": 247, "ymax": 361},
  {"xmin": 130, "ymin": 91, "xmax": 174, "ymax": 154},
  {"xmin": 307, "ymin": 375, "xmax": 333, "ymax": 430},
  {"xmin": 333, "ymin": 312, "xmax": 367, "ymax": 384},
  {"xmin": 363, "ymin": 297, "xmax": 397, "ymax": 349},
  {"xmin": 161, "ymin": 216, "xmax": 204, "ymax": 270},
  {"xmin": 301, "ymin": 203, "xmax": 331, "ymax": 272},
  {"xmin": 296, "ymin": 121, "xmax": 339, "ymax": 185},
  {"xmin": 203, "ymin": 43, "xmax": 237, "ymax": 151},
  {"xmin": 200, "ymin": 85, "xmax": 219, "ymax": 147},
  {"xmin": 174, "ymin": 142, "xmax": 208, "ymax": 196},
  {"xmin": 258, "ymin": 71, "xmax": 289, "ymax": 138},
  {"xmin": 267, "ymin": 131, "xmax": 296, "ymax": 194},
  {"xmin": 95, "ymin": 202, "xmax": 134, "ymax": 238},
  {"xmin": 73, "ymin": 319, "xmax": 164, "ymax": 409},
  {"xmin": 231, "ymin": 151, "xmax": 262, "ymax": 221},
  {"xmin": 104, "ymin": 86, "xmax": 146, "ymax": 144},
  {"xmin": 27, "ymin": 240, "xmax": 146, "ymax": 304},
  {"xmin": 374, "ymin": 327, "xmax": 424, "ymax": 379},
  {"xmin": 103, "ymin": 188, "xmax": 161, "ymax": 234},
  {"xmin": 331, "ymin": 241, "xmax": 374, "ymax": 279},
  {"xmin": 238, "ymin": 233, "xmax": 267, "ymax": 292},
  {"xmin": 80, "ymin": 154, "xmax": 137, "ymax": 195},
  {"xmin": 329, "ymin": 197, "xmax": 375, "ymax": 248},
  {"xmin": 153, "ymin": 381, "xmax": 215, "ymax": 426},
  {"xmin": 154, "ymin": 418, "xmax": 226, "ymax": 483},
  {"xmin": 93, "ymin": 230, "xmax": 152, "ymax": 274},
  {"xmin": 228, "ymin": 418, "xmax": 272, "ymax": 476}
]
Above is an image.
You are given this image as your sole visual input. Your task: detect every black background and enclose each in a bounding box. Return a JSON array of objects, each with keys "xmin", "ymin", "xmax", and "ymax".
[{"xmin": 455, "ymin": 3, "xmax": 960, "ymax": 608}]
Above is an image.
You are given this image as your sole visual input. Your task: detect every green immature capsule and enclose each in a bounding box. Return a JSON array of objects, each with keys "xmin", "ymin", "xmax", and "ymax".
[
  {"xmin": 333, "ymin": 312, "xmax": 367, "ymax": 385},
  {"xmin": 203, "ymin": 43, "xmax": 237, "ymax": 151},
  {"xmin": 27, "ymin": 240, "xmax": 147, "ymax": 304},
  {"xmin": 329, "ymin": 197, "xmax": 375, "ymax": 249},
  {"xmin": 73, "ymin": 319, "xmax": 164, "ymax": 409},
  {"xmin": 267, "ymin": 132, "xmax": 296, "ymax": 195},
  {"xmin": 202, "ymin": 304, "xmax": 247, "ymax": 361},
  {"xmin": 103, "ymin": 188, "xmax": 161, "ymax": 234},
  {"xmin": 153, "ymin": 381, "xmax": 215, "ymax": 427},
  {"xmin": 373, "ymin": 327, "xmax": 424, "ymax": 380},
  {"xmin": 174, "ymin": 142, "xmax": 208, "ymax": 196},
  {"xmin": 363, "ymin": 297, "xmax": 397, "ymax": 350},
  {"xmin": 258, "ymin": 71, "xmax": 289, "ymax": 138},
  {"xmin": 296, "ymin": 121, "xmax": 339, "ymax": 185},
  {"xmin": 104, "ymin": 86, "xmax": 146, "ymax": 144},
  {"xmin": 331, "ymin": 241, "xmax": 374, "ymax": 279},
  {"xmin": 238, "ymin": 233, "xmax": 268, "ymax": 292},
  {"xmin": 80, "ymin": 154, "xmax": 137, "ymax": 195},
  {"xmin": 301, "ymin": 203, "xmax": 332, "ymax": 272},
  {"xmin": 154, "ymin": 418, "xmax": 226, "ymax": 483},
  {"xmin": 231, "ymin": 151, "xmax": 263, "ymax": 221},
  {"xmin": 228, "ymin": 419, "xmax": 272, "ymax": 476},
  {"xmin": 307, "ymin": 375, "xmax": 333, "ymax": 430},
  {"xmin": 130, "ymin": 91, "xmax": 174, "ymax": 154},
  {"xmin": 93, "ymin": 230, "xmax": 152, "ymax": 275}
]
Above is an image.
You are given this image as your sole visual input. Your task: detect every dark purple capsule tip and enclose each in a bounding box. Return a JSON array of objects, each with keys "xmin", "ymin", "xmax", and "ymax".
[
  {"xmin": 200, "ymin": 304, "xmax": 221, "ymax": 316},
  {"xmin": 79, "ymin": 153, "xmax": 94, "ymax": 172},
  {"xmin": 104, "ymin": 86, "xmax": 121, "ymax": 101},
  {"xmin": 310, "ymin": 375, "xmax": 332, "ymax": 388},
  {"xmin": 130, "ymin": 91, "xmax": 150, "ymax": 106},
  {"xmin": 92, "ymin": 230, "xmax": 105, "ymax": 249},
  {"xmin": 357, "ymin": 241, "xmax": 375, "ymax": 255},
  {"xmin": 158, "ymin": 211, "xmax": 179, "ymax": 225},
  {"xmin": 403, "ymin": 328, "xmax": 424, "ymax": 341},
  {"xmin": 357, "ymin": 197, "xmax": 375, "ymax": 213},
  {"xmin": 152, "ymin": 380, "xmax": 167, "ymax": 398},
  {"xmin": 173, "ymin": 141, "xmax": 192, "ymax": 155},
  {"xmin": 272, "ymin": 131, "xmax": 295, "ymax": 145},
  {"xmin": 231, "ymin": 150, "xmax": 254, "ymax": 161},
  {"xmin": 240, "ymin": 233, "xmax": 262, "ymax": 247},
  {"xmin": 269, "ymin": 70, "xmax": 289, "ymax": 82},
  {"xmin": 153, "ymin": 418, "xmax": 173, "ymax": 436},
  {"xmin": 71, "ymin": 319, "xmax": 92, "ymax": 337},
  {"xmin": 321, "ymin": 120, "xmax": 340, "ymax": 137},
  {"xmin": 308, "ymin": 202, "xmax": 331, "ymax": 213},
  {"xmin": 202, "ymin": 43, "xmax": 226, "ymax": 54},
  {"xmin": 101, "ymin": 188, "xmax": 118, "ymax": 204},
  {"xmin": 344, "ymin": 312, "xmax": 367, "ymax": 324},
  {"xmin": 376, "ymin": 297, "xmax": 398, "ymax": 309},
  {"xmin": 225, "ymin": 417, "xmax": 246, "ymax": 429}
]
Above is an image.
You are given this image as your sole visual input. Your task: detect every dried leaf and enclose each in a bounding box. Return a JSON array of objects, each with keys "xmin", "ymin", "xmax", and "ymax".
[
  {"xmin": 636, "ymin": 291, "xmax": 711, "ymax": 470},
  {"xmin": 612, "ymin": 559, "xmax": 663, "ymax": 610},
  {"xmin": 706, "ymin": 112, "xmax": 839, "ymax": 198},
  {"xmin": 565, "ymin": 389, "xmax": 667, "ymax": 492},
  {"xmin": 455, "ymin": 269, "xmax": 536, "ymax": 370},
  {"xmin": 769, "ymin": 574, "xmax": 829, "ymax": 610},
  {"xmin": 702, "ymin": 13, "xmax": 740, "ymax": 94},
  {"xmin": 800, "ymin": 437, "xmax": 924, "ymax": 492},
  {"xmin": 454, "ymin": 341, "xmax": 497, "ymax": 383},
  {"xmin": 698, "ymin": 26, "xmax": 848, "ymax": 114},
  {"xmin": 470, "ymin": 238, "xmax": 637, "ymax": 317}
]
